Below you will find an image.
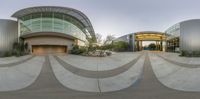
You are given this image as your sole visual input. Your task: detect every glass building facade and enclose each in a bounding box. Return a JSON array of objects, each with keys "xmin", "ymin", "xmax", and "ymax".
[
  {"xmin": 19, "ymin": 12, "xmax": 87, "ymax": 41},
  {"xmin": 10, "ymin": 6, "xmax": 96, "ymax": 54},
  {"xmin": 165, "ymin": 23, "xmax": 180, "ymax": 40},
  {"xmin": 165, "ymin": 23, "xmax": 180, "ymax": 52}
]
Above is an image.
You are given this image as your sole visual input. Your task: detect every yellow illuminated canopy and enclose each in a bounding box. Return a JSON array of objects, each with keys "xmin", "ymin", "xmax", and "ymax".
[{"xmin": 135, "ymin": 32, "xmax": 166, "ymax": 41}]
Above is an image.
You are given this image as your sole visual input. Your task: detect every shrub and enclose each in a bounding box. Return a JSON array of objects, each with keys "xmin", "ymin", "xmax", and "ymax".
[
  {"xmin": 12, "ymin": 41, "xmax": 29, "ymax": 57},
  {"xmin": 106, "ymin": 51, "xmax": 112, "ymax": 56},
  {"xmin": 180, "ymin": 50, "xmax": 200, "ymax": 57},
  {"xmin": 71, "ymin": 45, "xmax": 87, "ymax": 55},
  {"xmin": 88, "ymin": 44, "xmax": 96, "ymax": 52},
  {"xmin": 180, "ymin": 50, "xmax": 186, "ymax": 56},
  {"xmin": 79, "ymin": 46, "xmax": 87, "ymax": 53},
  {"xmin": 3, "ymin": 51, "xmax": 12, "ymax": 57},
  {"xmin": 113, "ymin": 41, "xmax": 129, "ymax": 52},
  {"xmin": 0, "ymin": 51, "xmax": 13, "ymax": 57}
]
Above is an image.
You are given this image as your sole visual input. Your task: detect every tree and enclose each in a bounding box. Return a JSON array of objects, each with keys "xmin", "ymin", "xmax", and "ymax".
[
  {"xmin": 95, "ymin": 33, "xmax": 102, "ymax": 44},
  {"xmin": 148, "ymin": 43, "xmax": 156, "ymax": 50},
  {"xmin": 103, "ymin": 35, "xmax": 116, "ymax": 45},
  {"xmin": 99, "ymin": 35, "xmax": 116, "ymax": 51}
]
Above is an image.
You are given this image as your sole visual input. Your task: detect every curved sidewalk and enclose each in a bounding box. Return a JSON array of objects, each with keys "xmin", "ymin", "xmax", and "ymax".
[
  {"xmin": 157, "ymin": 53, "xmax": 200, "ymax": 67},
  {"xmin": 51, "ymin": 55, "xmax": 145, "ymax": 92},
  {"xmin": 0, "ymin": 55, "xmax": 34, "ymax": 67},
  {"xmin": 50, "ymin": 55, "xmax": 100, "ymax": 92},
  {"xmin": 0, "ymin": 53, "xmax": 200, "ymax": 99},
  {"xmin": 99, "ymin": 53, "xmax": 200, "ymax": 99},
  {"xmin": 0, "ymin": 55, "xmax": 99, "ymax": 99},
  {"xmin": 99, "ymin": 55, "xmax": 145, "ymax": 92},
  {"xmin": 57, "ymin": 52, "xmax": 141, "ymax": 71},
  {"xmin": 150, "ymin": 53, "xmax": 200, "ymax": 92},
  {"xmin": 157, "ymin": 54, "xmax": 200, "ymax": 68},
  {"xmin": 54, "ymin": 54, "xmax": 142, "ymax": 78},
  {"xmin": 0, "ymin": 56, "xmax": 44, "ymax": 91}
]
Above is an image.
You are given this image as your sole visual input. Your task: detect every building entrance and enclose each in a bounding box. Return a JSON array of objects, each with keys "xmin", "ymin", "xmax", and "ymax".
[
  {"xmin": 32, "ymin": 45, "xmax": 67, "ymax": 55},
  {"xmin": 134, "ymin": 32, "xmax": 166, "ymax": 51}
]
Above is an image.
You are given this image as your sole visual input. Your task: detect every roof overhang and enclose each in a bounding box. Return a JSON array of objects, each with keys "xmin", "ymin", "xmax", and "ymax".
[
  {"xmin": 20, "ymin": 32, "xmax": 77, "ymax": 40},
  {"xmin": 134, "ymin": 31, "xmax": 164, "ymax": 35},
  {"xmin": 134, "ymin": 31, "xmax": 166, "ymax": 41}
]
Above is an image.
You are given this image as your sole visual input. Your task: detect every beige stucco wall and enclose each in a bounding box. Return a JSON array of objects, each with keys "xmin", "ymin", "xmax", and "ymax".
[{"xmin": 25, "ymin": 36, "xmax": 75, "ymax": 52}]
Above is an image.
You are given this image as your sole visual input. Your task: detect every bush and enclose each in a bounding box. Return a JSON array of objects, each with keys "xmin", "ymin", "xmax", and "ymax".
[
  {"xmin": 70, "ymin": 45, "xmax": 87, "ymax": 55},
  {"xmin": 0, "ymin": 51, "xmax": 4, "ymax": 57},
  {"xmin": 88, "ymin": 44, "xmax": 96, "ymax": 52},
  {"xmin": 0, "ymin": 51, "xmax": 13, "ymax": 57},
  {"xmin": 192, "ymin": 51, "xmax": 200, "ymax": 57},
  {"xmin": 180, "ymin": 50, "xmax": 186, "ymax": 56},
  {"xmin": 180, "ymin": 50, "xmax": 200, "ymax": 57},
  {"xmin": 101, "ymin": 44, "xmax": 113, "ymax": 51},
  {"xmin": 79, "ymin": 47, "xmax": 87, "ymax": 53},
  {"xmin": 106, "ymin": 51, "xmax": 112, "ymax": 56},
  {"xmin": 3, "ymin": 51, "xmax": 12, "ymax": 57},
  {"xmin": 12, "ymin": 41, "xmax": 29, "ymax": 57},
  {"xmin": 113, "ymin": 41, "xmax": 129, "ymax": 52}
]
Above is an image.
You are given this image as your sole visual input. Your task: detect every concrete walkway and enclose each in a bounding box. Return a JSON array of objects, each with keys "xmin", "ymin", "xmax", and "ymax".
[
  {"xmin": 51, "ymin": 55, "xmax": 144, "ymax": 92},
  {"xmin": 50, "ymin": 55, "xmax": 100, "ymax": 92},
  {"xmin": 157, "ymin": 53, "xmax": 200, "ymax": 68},
  {"xmin": 0, "ymin": 52, "xmax": 199, "ymax": 98},
  {"xmin": 0, "ymin": 56, "xmax": 44, "ymax": 91},
  {"xmin": 57, "ymin": 52, "xmax": 141, "ymax": 71},
  {"xmin": 99, "ymin": 55, "xmax": 145, "ymax": 92},
  {"xmin": 158, "ymin": 52, "xmax": 200, "ymax": 66},
  {"xmin": 0, "ymin": 55, "xmax": 34, "ymax": 67},
  {"xmin": 99, "ymin": 53, "xmax": 200, "ymax": 99},
  {"xmin": 0, "ymin": 56, "xmax": 99, "ymax": 99},
  {"xmin": 54, "ymin": 54, "xmax": 142, "ymax": 78},
  {"xmin": 150, "ymin": 53, "xmax": 200, "ymax": 91}
]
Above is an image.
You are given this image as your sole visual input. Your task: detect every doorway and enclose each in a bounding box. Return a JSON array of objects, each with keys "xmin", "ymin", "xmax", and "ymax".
[{"xmin": 32, "ymin": 45, "xmax": 67, "ymax": 55}]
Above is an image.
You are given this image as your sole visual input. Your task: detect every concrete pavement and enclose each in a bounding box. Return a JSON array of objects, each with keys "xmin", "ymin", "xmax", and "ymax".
[
  {"xmin": 99, "ymin": 55, "xmax": 144, "ymax": 92},
  {"xmin": 99, "ymin": 53, "xmax": 200, "ymax": 99},
  {"xmin": 54, "ymin": 54, "xmax": 142, "ymax": 78},
  {"xmin": 50, "ymin": 55, "xmax": 100, "ymax": 92},
  {"xmin": 57, "ymin": 52, "xmax": 141, "ymax": 71},
  {"xmin": 0, "ymin": 55, "xmax": 33, "ymax": 67},
  {"xmin": 150, "ymin": 53, "xmax": 200, "ymax": 91},
  {"xmin": 0, "ymin": 56, "xmax": 99, "ymax": 99},
  {"xmin": 158, "ymin": 52, "xmax": 200, "ymax": 66},
  {"xmin": 0, "ymin": 56, "xmax": 44, "ymax": 91},
  {"xmin": 51, "ymin": 54, "xmax": 144, "ymax": 92},
  {"xmin": 0, "ymin": 52, "xmax": 199, "ymax": 98}
]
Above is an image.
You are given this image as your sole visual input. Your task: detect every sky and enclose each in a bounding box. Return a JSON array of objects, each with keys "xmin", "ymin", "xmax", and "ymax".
[{"xmin": 1, "ymin": 0, "xmax": 200, "ymax": 38}]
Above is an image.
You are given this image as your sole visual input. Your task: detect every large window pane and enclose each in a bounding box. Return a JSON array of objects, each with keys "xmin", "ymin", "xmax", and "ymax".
[{"xmin": 20, "ymin": 12, "xmax": 87, "ymax": 41}]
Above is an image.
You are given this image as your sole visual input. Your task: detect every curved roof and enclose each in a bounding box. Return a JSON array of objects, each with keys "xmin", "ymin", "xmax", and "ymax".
[{"xmin": 11, "ymin": 6, "xmax": 96, "ymax": 41}]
